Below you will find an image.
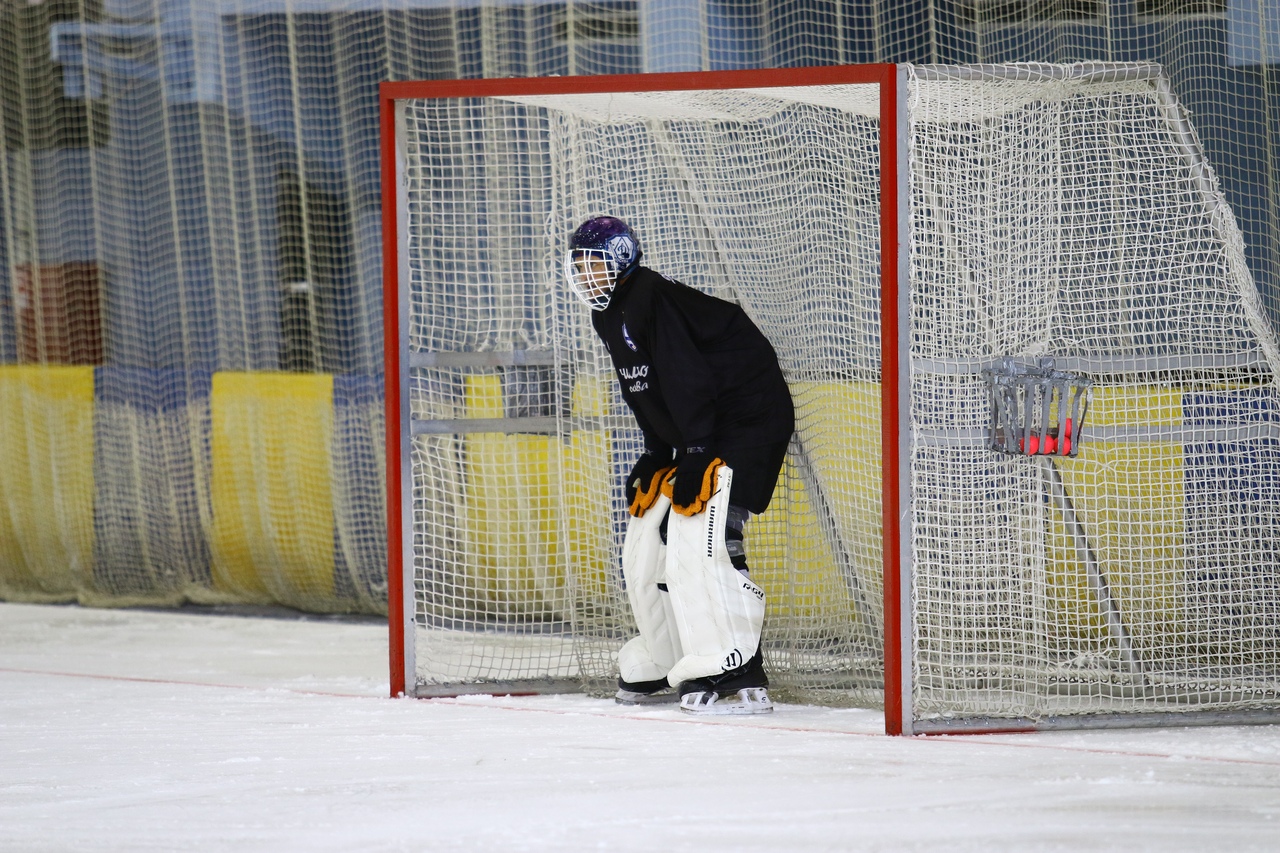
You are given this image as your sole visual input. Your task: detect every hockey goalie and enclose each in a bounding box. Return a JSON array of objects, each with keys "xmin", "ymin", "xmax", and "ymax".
[{"xmin": 564, "ymin": 216, "xmax": 796, "ymax": 715}]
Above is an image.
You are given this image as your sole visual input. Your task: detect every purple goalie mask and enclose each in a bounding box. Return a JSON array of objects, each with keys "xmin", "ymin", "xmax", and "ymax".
[{"xmin": 563, "ymin": 216, "xmax": 642, "ymax": 310}]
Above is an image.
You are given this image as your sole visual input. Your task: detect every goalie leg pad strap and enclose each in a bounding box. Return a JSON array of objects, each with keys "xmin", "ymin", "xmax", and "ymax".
[
  {"xmin": 618, "ymin": 492, "xmax": 682, "ymax": 684},
  {"xmin": 663, "ymin": 464, "xmax": 766, "ymax": 686}
]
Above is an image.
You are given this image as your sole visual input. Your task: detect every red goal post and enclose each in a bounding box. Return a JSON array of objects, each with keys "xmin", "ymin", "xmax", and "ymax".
[
  {"xmin": 380, "ymin": 64, "xmax": 909, "ymax": 730},
  {"xmin": 381, "ymin": 63, "xmax": 1280, "ymax": 735}
]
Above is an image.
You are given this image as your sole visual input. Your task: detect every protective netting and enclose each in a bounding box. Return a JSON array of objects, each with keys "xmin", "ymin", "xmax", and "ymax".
[
  {"xmin": 4, "ymin": 2, "xmax": 1280, "ymax": 704},
  {"xmin": 906, "ymin": 65, "xmax": 1280, "ymax": 724},
  {"xmin": 396, "ymin": 66, "xmax": 1280, "ymax": 723},
  {"xmin": 399, "ymin": 87, "xmax": 885, "ymax": 701}
]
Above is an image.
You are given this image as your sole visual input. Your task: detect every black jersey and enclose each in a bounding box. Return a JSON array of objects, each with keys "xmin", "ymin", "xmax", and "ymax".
[{"xmin": 591, "ymin": 266, "xmax": 795, "ymax": 457}]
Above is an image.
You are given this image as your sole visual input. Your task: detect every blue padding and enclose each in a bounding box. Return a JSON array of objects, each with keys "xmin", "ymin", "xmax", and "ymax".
[
  {"xmin": 1184, "ymin": 386, "xmax": 1280, "ymax": 425},
  {"xmin": 332, "ymin": 372, "xmax": 387, "ymax": 603},
  {"xmin": 1183, "ymin": 387, "xmax": 1280, "ymax": 504},
  {"xmin": 333, "ymin": 371, "xmax": 383, "ymax": 409},
  {"xmin": 95, "ymin": 367, "xmax": 212, "ymax": 411},
  {"xmin": 93, "ymin": 368, "xmax": 214, "ymax": 597},
  {"xmin": 1182, "ymin": 389, "xmax": 1280, "ymax": 587}
]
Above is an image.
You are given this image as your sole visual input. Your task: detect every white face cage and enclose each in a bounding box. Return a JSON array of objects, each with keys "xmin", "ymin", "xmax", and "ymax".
[{"xmin": 564, "ymin": 249, "xmax": 618, "ymax": 310}]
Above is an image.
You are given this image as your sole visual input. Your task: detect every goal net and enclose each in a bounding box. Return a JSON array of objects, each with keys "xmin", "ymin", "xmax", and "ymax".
[{"xmin": 383, "ymin": 64, "xmax": 1280, "ymax": 733}]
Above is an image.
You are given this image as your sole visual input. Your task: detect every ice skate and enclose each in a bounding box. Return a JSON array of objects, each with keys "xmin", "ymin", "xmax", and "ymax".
[
  {"xmin": 614, "ymin": 675, "xmax": 678, "ymax": 706},
  {"xmin": 678, "ymin": 685, "xmax": 773, "ymax": 715},
  {"xmin": 676, "ymin": 646, "xmax": 773, "ymax": 715}
]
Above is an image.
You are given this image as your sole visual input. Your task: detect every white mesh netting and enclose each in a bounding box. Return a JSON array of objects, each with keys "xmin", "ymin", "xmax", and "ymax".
[
  {"xmin": 906, "ymin": 65, "xmax": 1280, "ymax": 724},
  {"xmin": 396, "ymin": 66, "xmax": 1280, "ymax": 723},
  {"xmin": 399, "ymin": 84, "xmax": 885, "ymax": 701}
]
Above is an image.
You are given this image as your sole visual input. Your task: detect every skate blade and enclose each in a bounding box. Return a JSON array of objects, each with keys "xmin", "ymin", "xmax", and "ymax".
[
  {"xmin": 615, "ymin": 688, "xmax": 678, "ymax": 706},
  {"xmin": 679, "ymin": 687, "xmax": 773, "ymax": 715}
]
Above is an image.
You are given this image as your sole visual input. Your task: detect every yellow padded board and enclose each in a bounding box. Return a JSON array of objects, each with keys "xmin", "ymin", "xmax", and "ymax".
[
  {"xmin": 1047, "ymin": 386, "xmax": 1184, "ymax": 643},
  {"xmin": 455, "ymin": 376, "xmax": 1190, "ymax": 649},
  {"xmin": 752, "ymin": 381, "xmax": 882, "ymax": 627},
  {"xmin": 0, "ymin": 365, "xmax": 95, "ymax": 601},
  {"xmin": 454, "ymin": 375, "xmax": 885, "ymax": 627},
  {"xmin": 457, "ymin": 374, "xmax": 884, "ymax": 627},
  {"xmin": 750, "ymin": 381, "xmax": 1186, "ymax": 646},
  {"xmin": 461, "ymin": 373, "xmax": 614, "ymax": 617},
  {"xmin": 210, "ymin": 372, "xmax": 335, "ymax": 607},
  {"xmin": 559, "ymin": 374, "xmax": 616, "ymax": 603}
]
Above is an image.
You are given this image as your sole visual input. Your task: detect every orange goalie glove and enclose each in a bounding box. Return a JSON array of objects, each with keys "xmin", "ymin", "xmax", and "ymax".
[
  {"xmin": 626, "ymin": 452, "xmax": 674, "ymax": 517},
  {"xmin": 662, "ymin": 448, "xmax": 725, "ymax": 517}
]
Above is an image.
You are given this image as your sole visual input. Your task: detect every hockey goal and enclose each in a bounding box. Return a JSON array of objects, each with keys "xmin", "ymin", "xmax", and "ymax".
[{"xmin": 381, "ymin": 63, "xmax": 1280, "ymax": 734}]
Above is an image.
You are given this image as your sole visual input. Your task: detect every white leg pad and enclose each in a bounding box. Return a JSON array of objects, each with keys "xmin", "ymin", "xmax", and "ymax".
[
  {"xmin": 664, "ymin": 465, "xmax": 766, "ymax": 686},
  {"xmin": 617, "ymin": 493, "xmax": 682, "ymax": 684}
]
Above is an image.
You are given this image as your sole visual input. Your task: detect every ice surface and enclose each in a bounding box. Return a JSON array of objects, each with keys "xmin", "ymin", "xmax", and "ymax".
[{"xmin": 2, "ymin": 602, "xmax": 1278, "ymax": 852}]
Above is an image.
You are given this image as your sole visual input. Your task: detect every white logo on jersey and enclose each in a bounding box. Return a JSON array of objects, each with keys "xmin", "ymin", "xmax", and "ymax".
[{"xmin": 620, "ymin": 363, "xmax": 649, "ymax": 393}]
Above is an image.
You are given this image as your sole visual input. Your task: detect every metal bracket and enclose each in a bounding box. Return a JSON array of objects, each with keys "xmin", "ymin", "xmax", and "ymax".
[{"xmin": 983, "ymin": 357, "xmax": 1091, "ymax": 457}]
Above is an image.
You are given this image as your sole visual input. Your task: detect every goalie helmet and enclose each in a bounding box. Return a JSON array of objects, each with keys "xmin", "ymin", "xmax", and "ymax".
[{"xmin": 564, "ymin": 216, "xmax": 642, "ymax": 310}]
